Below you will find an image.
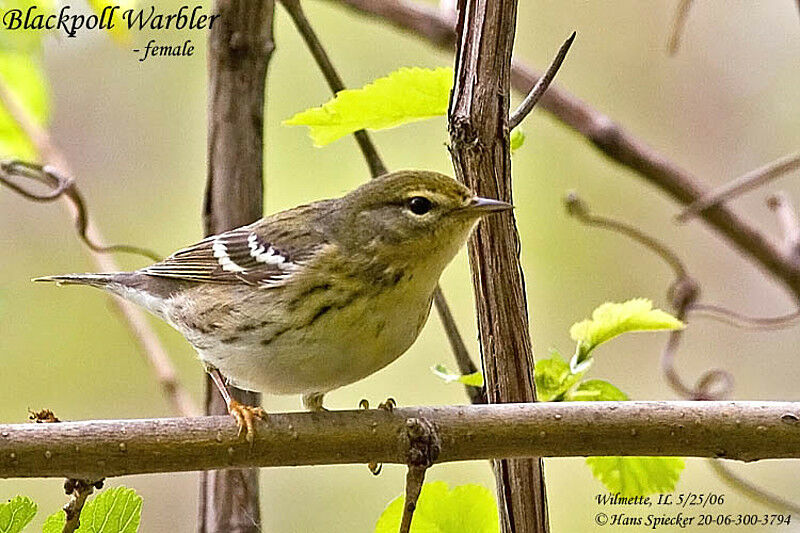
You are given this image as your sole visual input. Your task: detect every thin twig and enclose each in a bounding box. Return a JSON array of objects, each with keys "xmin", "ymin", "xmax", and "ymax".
[
  {"xmin": 708, "ymin": 460, "xmax": 800, "ymax": 515},
  {"xmin": 279, "ymin": 0, "xmax": 480, "ymax": 405},
  {"xmin": 400, "ymin": 466, "xmax": 427, "ymax": 533},
  {"xmin": 689, "ymin": 302, "xmax": 800, "ymax": 330},
  {"xmin": 677, "ymin": 153, "xmax": 800, "ymax": 222},
  {"xmin": 767, "ymin": 192, "xmax": 800, "ymax": 257},
  {"xmin": 433, "ymin": 287, "xmax": 486, "ymax": 404},
  {"xmin": 62, "ymin": 479, "xmax": 101, "ymax": 533},
  {"xmin": 0, "ymin": 161, "xmax": 161, "ymax": 261},
  {"xmin": 667, "ymin": 0, "xmax": 694, "ymax": 55},
  {"xmin": 0, "ymin": 77, "xmax": 199, "ymax": 418},
  {"xmin": 509, "ymin": 32, "xmax": 575, "ymax": 130},
  {"xmin": 564, "ymin": 191, "xmax": 688, "ymax": 279},
  {"xmin": 400, "ymin": 417, "xmax": 439, "ymax": 533},
  {"xmin": 661, "ymin": 316, "xmax": 734, "ymax": 401}
]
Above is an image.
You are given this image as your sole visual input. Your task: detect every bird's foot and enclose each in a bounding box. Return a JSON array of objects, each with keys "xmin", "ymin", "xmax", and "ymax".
[{"xmin": 227, "ymin": 399, "xmax": 267, "ymax": 443}]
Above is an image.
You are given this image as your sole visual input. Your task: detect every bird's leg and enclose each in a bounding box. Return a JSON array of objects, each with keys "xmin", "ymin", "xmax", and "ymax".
[
  {"xmin": 207, "ymin": 366, "xmax": 266, "ymax": 443},
  {"xmin": 302, "ymin": 391, "xmax": 327, "ymax": 411}
]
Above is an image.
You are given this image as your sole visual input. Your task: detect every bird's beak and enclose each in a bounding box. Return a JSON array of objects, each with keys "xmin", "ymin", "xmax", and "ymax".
[{"xmin": 466, "ymin": 196, "xmax": 514, "ymax": 215}]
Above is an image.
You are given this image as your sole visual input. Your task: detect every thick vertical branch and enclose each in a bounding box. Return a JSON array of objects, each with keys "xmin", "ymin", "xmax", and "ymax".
[
  {"xmin": 199, "ymin": 2, "xmax": 275, "ymax": 532},
  {"xmin": 448, "ymin": 1, "xmax": 548, "ymax": 532}
]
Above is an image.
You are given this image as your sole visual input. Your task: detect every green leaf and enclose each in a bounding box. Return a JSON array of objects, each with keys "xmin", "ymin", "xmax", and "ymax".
[
  {"xmin": 375, "ymin": 482, "xmax": 499, "ymax": 533},
  {"xmin": 534, "ymin": 352, "xmax": 584, "ymax": 401},
  {"xmin": 565, "ymin": 379, "xmax": 628, "ymax": 402},
  {"xmin": 586, "ymin": 456, "xmax": 685, "ymax": 497},
  {"xmin": 0, "ymin": 51, "xmax": 49, "ymax": 159},
  {"xmin": 284, "ymin": 67, "xmax": 453, "ymax": 146},
  {"xmin": 42, "ymin": 513, "xmax": 63, "ymax": 533},
  {"xmin": 0, "ymin": 496, "xmax": 36, "ymax": 533},
  {"xmin": 431, "ymin": 364, "xmax": 484, "ymax": 387},
  {"xmin": 570, "ymin": 299, "xmax": 684, "ymax": 369},
  {"xmin": 44, "ymin": 487, "xmax": 142, "ymax": 533},
  {"xmin": 510, "ymin": 129, "xmax": 525, "ymax": 152}
]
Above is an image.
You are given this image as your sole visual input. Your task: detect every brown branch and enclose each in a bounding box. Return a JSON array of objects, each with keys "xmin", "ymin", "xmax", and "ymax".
[
  {"xmin": 667, "ymin": 0, "xmax": 694, "ymax": 55},
  {"xmin": 677, "ymin": 152, "xmax": 800, "ymax": 222},
  {"xmin": 2, "ymin": 402, "xmax": 800, "ymax": 479},
  {"xmin": 0, "ymin": 82, "xmax": 198, "ymax": 419},
  {"xmin": 61, "ymin": 479, "xmax": 103, "ymax": 533},
  {"xmin": 509, "ymin": 31, "xmax": 575, "ymax": 130},
  {"xmin": 201, "ymin": 1, "xmax": 275, "ymax": 531},
  {"xmin": 328, "ymin": 0, "xmax": 800, "ymax": 300},
  {"xmin": 448, "ymin": 1, "xmax": 549, "ymax": 532},
  {"xmin": 400, "ymin": 417, "xmax": 439, "ymax": 533}
]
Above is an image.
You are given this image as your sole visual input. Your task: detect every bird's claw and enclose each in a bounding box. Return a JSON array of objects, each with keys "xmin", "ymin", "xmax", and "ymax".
[
  {"xmin": 368, "ymin": 462, "xmax": 383, "ymax": 476},
  {"xmin": 228, "ymin": 399, "xmax": 267, "ymax": 443},
  {"xmin": 359, "ymin": 397, "xmax": 395, "ymax": 475},
  {"xmin": 378, "ymin": 397, "xmax": 396, "ymax": 412},
  {"xmin": 358, "ymin": 397, "xmax": 396, "ymax": 411}
]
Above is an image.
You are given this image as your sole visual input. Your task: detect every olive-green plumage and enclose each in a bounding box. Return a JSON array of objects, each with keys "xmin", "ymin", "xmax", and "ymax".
[{"xmin": 36, "ymin": 170, "xmax": 512, "ymax": 413}]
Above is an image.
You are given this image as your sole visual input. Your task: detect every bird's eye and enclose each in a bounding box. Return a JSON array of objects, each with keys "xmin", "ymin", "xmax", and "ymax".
[{"xmin": 407, "ymin": 196, "xmax": 433, "ymax": 215}]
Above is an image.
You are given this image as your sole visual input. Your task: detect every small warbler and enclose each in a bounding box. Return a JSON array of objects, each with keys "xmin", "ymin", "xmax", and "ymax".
[{"xmin": 36, "ymin": 170, "xmax": 512, "ymax": 438}]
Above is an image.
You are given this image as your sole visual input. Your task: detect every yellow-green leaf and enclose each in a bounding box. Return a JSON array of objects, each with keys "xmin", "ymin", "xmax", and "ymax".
[
  {"xmin": 284, "ymin": 67, "xmax": 453, "ymax": 146},
  {"xmin": 534, "ymin": 352, "xmax": 584, "ymax": 401},
  {"xmin": 586, "ymin": 457, "xmax": 685, "ymax": 497},
  {"xmin": 375, "ymin": 482, "xmax": 499, "ymax": 533},
  {"xmin": 431, "ymin": 364, "xmax": 484, "ymax": 387},
  {"xmin": 510, "ymin": 128, "xmax": 525, "ymax": 152},
  {"xmin": 570, "ymin": 299, "xmax": 684, "ymax": 367},
  {"xmin": 0, "ymin": 496, "xmax": 36, "ymax": 533},
  {"xmin": 565, "ymin": 379, "xmax": 628, "ymax": 402}
]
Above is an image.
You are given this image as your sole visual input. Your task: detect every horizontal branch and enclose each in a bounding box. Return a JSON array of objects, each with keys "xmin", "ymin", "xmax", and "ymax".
[{"xmin": 2, "ymin": 402, "xmax": 799, "ymax": 479}]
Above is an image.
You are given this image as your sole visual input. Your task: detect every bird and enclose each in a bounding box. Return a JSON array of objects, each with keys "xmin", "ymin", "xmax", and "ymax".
[{"xmin": 35, "ymin": 170, "xmax": 512, "ymax": 439}]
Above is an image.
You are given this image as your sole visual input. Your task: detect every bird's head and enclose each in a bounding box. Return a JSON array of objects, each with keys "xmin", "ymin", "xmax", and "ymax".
[{"xmin": 330, "ymin": 170, "xmax": 513, "ymax": 272}]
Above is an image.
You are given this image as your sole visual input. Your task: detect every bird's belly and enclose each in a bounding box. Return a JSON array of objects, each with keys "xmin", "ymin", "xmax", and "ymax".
[{"xmin": 196, "ymin": 284, "xmax": 433, "ymax": 395}]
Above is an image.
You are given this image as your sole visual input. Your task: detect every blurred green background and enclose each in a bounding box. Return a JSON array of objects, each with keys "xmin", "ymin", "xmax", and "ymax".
[{"xmin": 1, "ymin": 0, "xmax": 799, "ymax": 531}]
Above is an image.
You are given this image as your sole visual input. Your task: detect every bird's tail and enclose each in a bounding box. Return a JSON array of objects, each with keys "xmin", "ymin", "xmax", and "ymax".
[{"xmin": 32, "ymin": 273, "xmax": 123, "ymax": 288}]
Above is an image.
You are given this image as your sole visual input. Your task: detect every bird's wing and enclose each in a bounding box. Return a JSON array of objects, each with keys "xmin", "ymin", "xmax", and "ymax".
[{"xmin": 140, "ymin": 207, "xmax": 328, "ymax": 286}]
